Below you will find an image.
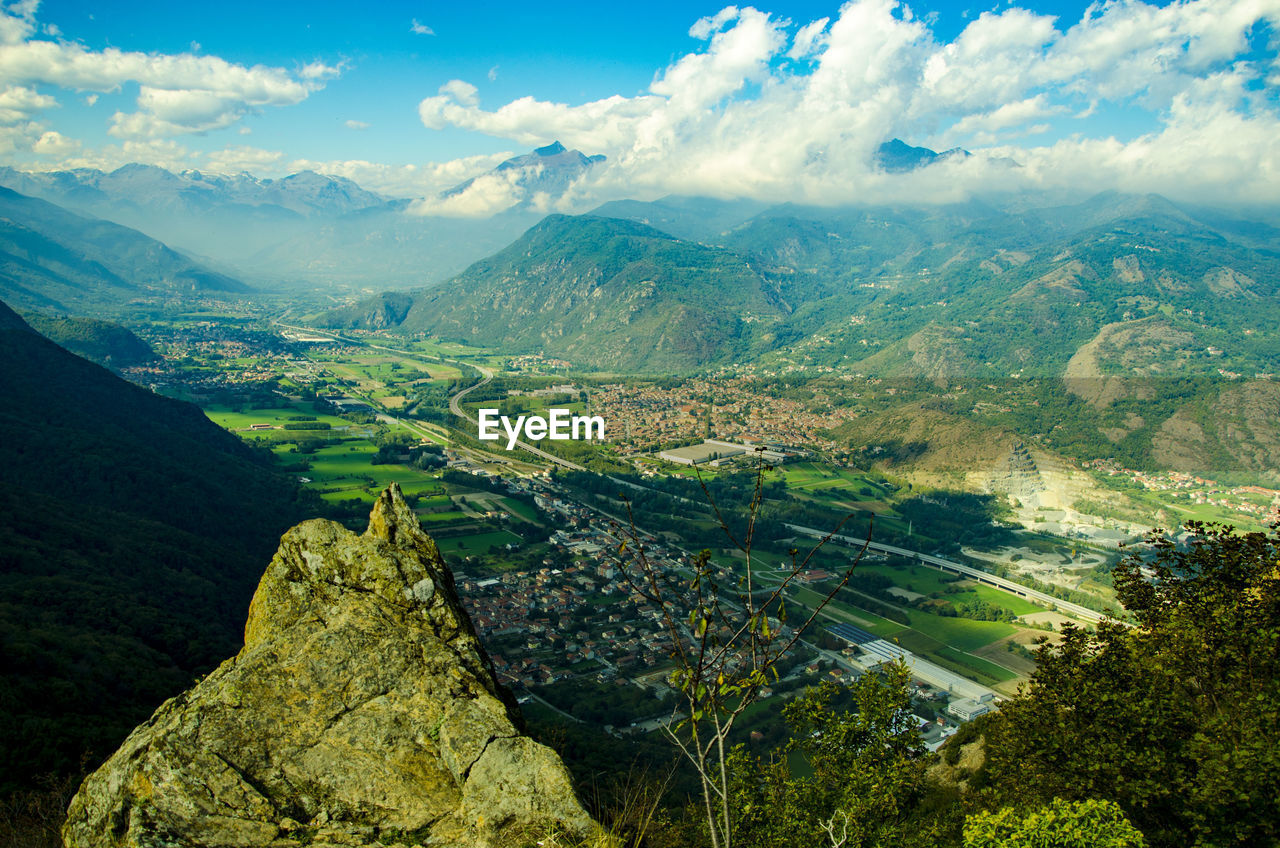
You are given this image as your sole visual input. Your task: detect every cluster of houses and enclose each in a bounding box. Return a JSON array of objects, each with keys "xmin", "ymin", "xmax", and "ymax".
[
  {"xmin": 457, "ymin": 563, "xmax": 678, "ymax": 689},
  {"xmin": 589, "ymin": 376, "xmax": 861, "ymax": 455},
  {"xmin": 1084, "ymin": 459, "xmax": 1280, "ymax": 523},
  {"xmin": 445, "ymin": 466, "xmax": 1002, "ymax": 740}
]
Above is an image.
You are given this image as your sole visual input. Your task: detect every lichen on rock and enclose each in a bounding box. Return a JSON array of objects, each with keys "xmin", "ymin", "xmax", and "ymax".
[{"xmin": 63, "ymin": 484, "xmax": 599, "ymax": 848}]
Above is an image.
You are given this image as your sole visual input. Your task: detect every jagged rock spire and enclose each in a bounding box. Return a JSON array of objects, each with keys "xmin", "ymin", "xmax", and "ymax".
[{"xmin": 63, "ymin": 486, "xmax": 598, "ymax": 848}]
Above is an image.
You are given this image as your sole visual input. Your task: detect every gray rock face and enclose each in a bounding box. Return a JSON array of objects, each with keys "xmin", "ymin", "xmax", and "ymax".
[{"xmin": 63, "ymin": 484, "xmax": 598, "ymax": 848}]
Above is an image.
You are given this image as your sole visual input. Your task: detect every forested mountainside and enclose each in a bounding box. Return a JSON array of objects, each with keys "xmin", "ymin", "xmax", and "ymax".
[
  {"xmin": 0, "ymin": 299, "xmax": 304, "ymax": 793},
  {"xmin": 327, "ymin": 193, "xmax": 1280, "ymax": 379},
  {"xmin": 324, "ymin": 214, "xmax": 786, "ymax": 372},
  {"xmin": 22, "ymin": 312, "xmax": 156, "ymax": 368}
]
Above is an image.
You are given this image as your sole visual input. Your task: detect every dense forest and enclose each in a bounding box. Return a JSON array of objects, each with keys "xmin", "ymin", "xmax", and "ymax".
[{"xmin": 0, "ymin": 300, "xmax": 306, "ymax": 801}]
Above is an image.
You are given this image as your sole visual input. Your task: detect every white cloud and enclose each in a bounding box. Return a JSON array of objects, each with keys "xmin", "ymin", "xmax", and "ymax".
[
  {"xmin": 344, "ymin": 118, "xmax": 369, "ymax": 130},
  {"xmin": 286, "ymin": 151, "xmax": 514, "ymax": 198},
  {"xmin": 947, "ymin": 94, "xmax": 1063, "ymax": 138},
  {"xmin": 0, "ymin": 84, "xmax": 54, "ymax": 123},
  {"xmin": 787, "ymin": 17, "xmax": 828, "ymax": 60},
  {"xmin": 689, "ymin": 7, "xmax": 742, "ymax": 40},
  {"xmin": 0, "ymin": 0, "xmax": 36, "ymax": 46},
  {"xmin": 409, "ymin": 170, "xmax": 528, "ymax": 217},
  {"xmin": 410, "ymin": 19, "xmax": 434, "ymax": 36},
  {"xmin": 204, "ymin": 144, "xmax": 284, "ymax": 173},
  {"xmin": 299, "ymin": 60, "xmax": 343, "ymax": 80},
  {"xmin": 7, "ymin": 0, "xmax": 1280, "ymax": 210},
  {"xmin": 0, "ymin": 4, "xmax": 339, "ymax": 141},
  {"xmin": 32, "ymin": 129, "xmax": 78, "ymax": 156},
  {"xmin": 53, "ymin": 138, "xmax": 193, "ymax": 173},
  {"xmin": 413, "ymin": 0, "xmax": 1280, "ymax": 207}
]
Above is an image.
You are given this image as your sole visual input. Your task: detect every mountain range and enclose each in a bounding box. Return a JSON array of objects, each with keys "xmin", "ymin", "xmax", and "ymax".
[
  {"xmin": 322, "ymin": 191, "xmax": 1280, "ymax": 380},
  {"xmin": 0, "ymin": 142, "xmax": 607, "ymax": 290},
  {"xmin": 0, "ymin": 186, "xmax": 250, "ymax": 314},
  {"xmin": 442, "ymin": 140, "xmax": 605, "ymax": 203},
  {"xmin": 367, "ymin": 214, "xmax": 784, "ymax": 372}
]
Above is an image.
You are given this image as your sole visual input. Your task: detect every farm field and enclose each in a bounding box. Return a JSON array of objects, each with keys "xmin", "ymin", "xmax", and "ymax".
[
  {"xmin": 436, "ymin": 529, "xmax": 525, "ymax": 555},
  {"xmin": 778, "ymin": 461, "xmax": 911, "ymax": 535},
  {"xmin": 855, "ymin": 560, "xmax": 1044, "ymax": 617},
  {"xmin": 790, "ymin": 581, "xmax": 1026, "ymax": 685},
  {"xmin": 203, "ymin": 403, "xmax": 350, "ymax": 431}
]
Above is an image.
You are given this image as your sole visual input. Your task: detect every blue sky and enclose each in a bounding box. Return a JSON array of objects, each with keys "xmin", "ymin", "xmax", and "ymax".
[{"xmin": 2, "ymin": 0, "xmax": 1279, "ymax": 207}]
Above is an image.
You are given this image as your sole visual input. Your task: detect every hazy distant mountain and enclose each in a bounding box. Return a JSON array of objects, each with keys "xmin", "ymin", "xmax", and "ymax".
[
  {"xmin": 0, "ymin": 157, "xmax": 572, "ymax": 289},
  {"xmin": 590, "ymin": 196, "xmax": 770, "ymax": 242},
  {"xmin": 321, "ymin": 192, "xmax": 1280, "ymax": 386},
  {"xmin": 875, "ymin": 139, "xmax": 970, "ymax": 172},
  {"xmin": 0, "ymin": 165, "xmax": 386, "ymax": 277},
  {"xmin": 320, "ymin": 215, "xmax": 784, "ymax": 372},
  {"xmin": 0, "ymin": 163, "xmax": 385, "ymax": 221},
  {"xmin": 0, "ymin": 186, "xmax": 250, "ymax": 314},
  {"xmin": 443, "ymin": 141, "xmax": 605, "ymax": 203},
  {"xmin": 243, "ymin": 201, "xmax": 544, "ymax": 288}
]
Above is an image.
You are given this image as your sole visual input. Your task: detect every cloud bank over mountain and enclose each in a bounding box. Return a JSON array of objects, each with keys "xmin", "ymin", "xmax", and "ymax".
[
  {"xmin": 419, "ymin": 0, "xmax": 1280, "ymax": 208},
  {"xmin": 1, "ymin": 0, "xmax": 1278, "ymax": 209}
]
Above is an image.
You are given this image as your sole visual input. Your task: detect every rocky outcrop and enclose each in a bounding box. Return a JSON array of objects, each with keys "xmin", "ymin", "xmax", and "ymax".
[{"xmin": 63, "ymin": 484, "xmax": 598, "ymax": 848}]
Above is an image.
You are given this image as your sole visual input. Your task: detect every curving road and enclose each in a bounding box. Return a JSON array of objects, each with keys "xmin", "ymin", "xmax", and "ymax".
[
  {"xmin": 447, "ymin": 362, "xmax": 589, "ymax": 472},
  {"xmin": 271, "ymin": 320, "xmax": 586, "ymax": 471}
]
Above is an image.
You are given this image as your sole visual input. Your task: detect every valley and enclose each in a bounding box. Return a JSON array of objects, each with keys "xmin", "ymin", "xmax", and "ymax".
[
  {"xmin": 5, "ymin": 3, "xmax": 1280, "ymax": 842},
  {"xmin": 89, "ymin": 301, "xmax": 1276, "ymax": 754},
  {"xmin": 6, "ymin": 173, "xmax": 1275, "ymax": 795}
]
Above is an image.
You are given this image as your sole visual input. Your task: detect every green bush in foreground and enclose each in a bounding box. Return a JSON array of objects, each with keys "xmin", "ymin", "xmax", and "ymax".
[
  {"xmin": 726, "ymin": 668, "xmax": 932, "ymax": 848},
  {"xmin": 964, "ymin": 799, "xmax": 1145, "ymax": 848}
]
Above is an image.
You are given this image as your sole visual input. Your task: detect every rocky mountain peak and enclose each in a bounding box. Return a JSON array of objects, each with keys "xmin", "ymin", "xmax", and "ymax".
[
  {"xmin": 366, "ymin": 480, "xmax": 425, "ymax": 544},
  {"xmin": 534, "ymin": 140, "xmax": 567, "ymax": 156},
  {"xmin": 63, "ymin": 484, "xmax": 598, "ymax": 848}
]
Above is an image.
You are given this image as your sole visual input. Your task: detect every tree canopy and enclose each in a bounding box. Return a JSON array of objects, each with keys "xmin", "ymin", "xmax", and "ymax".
[{"xmin": 981, "ymin": 523, "xmax": 1280, "ymax": 847}]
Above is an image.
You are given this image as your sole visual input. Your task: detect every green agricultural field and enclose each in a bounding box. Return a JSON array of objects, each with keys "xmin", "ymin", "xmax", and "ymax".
[
  {"xmin": 782, "ymin": 463, "xmax": 882, "ymax": 492},
  {"xmin": 305, "ymin": 444, "xmax": 379, "ymax": 480},
  {"xmin": 898, "ymin": 608, "xmax": 1017, "ymax": 652},
  {"xmin": 781, "ymin": 463, "xmax": 898, "ymax": 520},
  {"xmin": 794, "ymin": 581, "xmax": 1021, "ymax": 655},
  {"xmin": 932, "ymin": 646, "xmax": 1020, "ymax": 684},
  {"xmin": 421, "ymin": 510, "xmax": 471, "ymax": 523},
  {"xmin": 957, "ymin": 583, "xmax": 1043, "ymax": 616},
  {"xmin": 436, "ymin": 529, "xmax": 524, "ymax": 554},
  {"xmin": 422, "ymin": 363, "xmax": 463, "ymax": 380},
  {"xmin": 495, "ymin": 496, "xmax": 541, "ymax": 523},
  {"xmin": 1162, "ymin": 498, "xmax": 1267, "ymax": 533},
  {"xmin": 292, "ymin": 442, "xmax": 444, "ymax": 503},
  {"xmin": 203, "ymin": 403, "xmax": 349, "ymax": 431},
  {"xmin": 853, "ymin": 561, "xmax": 1044, "ymax": 617},
  {"xmin": 405, "ymin": 338, "xmax": 494, "ymax": 357},
  {"xmin": 407, "ymin": 489, "xmax": 453, "ymax": 502}
]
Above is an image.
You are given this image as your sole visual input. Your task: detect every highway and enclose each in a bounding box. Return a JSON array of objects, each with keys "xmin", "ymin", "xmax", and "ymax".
[
  {"xmin": 273, "ymin": 320, "xmax": 588, "ymax": 471},
  {"xmin": 784, "ymin": 524, "xmax": 1111, "ymax": 624},
  {"xmin": 273, "ymin": 321, "xmax": 1099, "ymax": 632},
  {"xmin": 446, "ymin": 362, "xmax": 589, "ymax": 472}
]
